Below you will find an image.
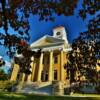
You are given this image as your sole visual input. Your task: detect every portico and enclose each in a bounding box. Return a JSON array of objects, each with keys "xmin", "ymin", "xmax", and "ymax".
[
  {"xmin": 29, "ymin": 49, "xmax": 67, "ymax": 82},
  {"xmin": 10, "ymin": 26, "xmax": 71, "ymax": 83}
]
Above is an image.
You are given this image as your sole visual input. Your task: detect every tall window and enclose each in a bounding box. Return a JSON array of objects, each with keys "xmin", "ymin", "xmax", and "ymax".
[{"xmin": 54, "ymin": 70, "xmax": 57, "ymax": 80}]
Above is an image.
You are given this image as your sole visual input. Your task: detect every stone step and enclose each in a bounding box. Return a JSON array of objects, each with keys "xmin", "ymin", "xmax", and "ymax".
[
  {"xmin": 23, "ymin": 81, "xmax": 52, "ymax": 89},
  {"xmin": 17, "ymin": 81, "xmax": 52, "ymax": 95}
]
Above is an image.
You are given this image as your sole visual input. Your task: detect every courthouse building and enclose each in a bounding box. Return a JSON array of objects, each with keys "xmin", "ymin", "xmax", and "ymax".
[{"xmin": 10, "ymin": 26, "xmax": 71, "ymax": 83}]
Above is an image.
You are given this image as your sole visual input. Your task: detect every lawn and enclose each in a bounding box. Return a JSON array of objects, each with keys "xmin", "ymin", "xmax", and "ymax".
[{"xmin": 0, "ymin": 92, "xmax": 100, "ymax": 100}]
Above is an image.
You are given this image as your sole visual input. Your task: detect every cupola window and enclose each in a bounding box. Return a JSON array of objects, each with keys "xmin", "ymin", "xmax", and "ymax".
[{"xmin": 56, "ymin": 32, "xmax": 61, "ymax": 36}]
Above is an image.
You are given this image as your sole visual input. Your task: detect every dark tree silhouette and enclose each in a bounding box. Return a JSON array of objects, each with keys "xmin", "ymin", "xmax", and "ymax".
[
  {"xmin": 0, "ymin": 57, "xmax": 5, "ymax": 67},
  {"xmin": 0, "ymin": 0, "xmax": 78, "ymax": 55},
  {"xmin": 0, "ymin": 69, "xmax": 8, "ymax": 80},
  {"xmin": 67, "ymin": 15, "xmax": 100, "ymax": 83},
  {"xmin": 0, "ymin": 0, "xmax": 99, "ymax": 77},
  {"xmin": 0, "ymin": 0, "xmax": 78, "ymax": 74},
  {"xmin": 79, "ymin": 0, "xmax": 99, "ymax": 20}
]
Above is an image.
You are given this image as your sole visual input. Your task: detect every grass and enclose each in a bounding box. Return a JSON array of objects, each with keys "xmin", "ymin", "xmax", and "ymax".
[{"xmin": 0, "ymin": 92, "xmax": 100, "ymax": 100}]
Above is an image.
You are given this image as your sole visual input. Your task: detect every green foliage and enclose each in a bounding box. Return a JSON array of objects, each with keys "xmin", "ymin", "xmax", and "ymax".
[
  {"xmin": 0, "ymin": 57, "xmax": 5, "ymax": 67},
  {"xmin": 0, "ymin": 0, "xmax": 99, "ymax": 77},
  {"xmin": 67, "ymin": 15, "xmax": 100, "ymax": 83},
  {"xmin": 79, "ymin": 0, "xmax": 99, "ymax": 20},
  {"xmin": 95, "ymin": 86, "xmax": 100, "ymax": 93},
  {"xmin": 0, "ymin": 81, "xmax": 16, "ymax": 91},
  {"xmin": 0, "ymin": 69, "xmax": 8, "ymax": 80}
]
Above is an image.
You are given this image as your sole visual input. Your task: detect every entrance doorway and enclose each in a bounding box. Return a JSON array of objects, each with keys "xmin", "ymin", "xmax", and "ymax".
[
  {"xmin": 41, "ymin": 71, "xmax": 48, "ymax": 82},
  {"xmin": 24, "ymin": 74, "xmax": 28, "ymax": 81},
  {"xmin": 54, "ymin": 70, "xmax": 57, "ymax": 80}
]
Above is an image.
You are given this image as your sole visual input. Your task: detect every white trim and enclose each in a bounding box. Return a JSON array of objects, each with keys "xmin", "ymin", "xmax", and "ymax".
[
  {"xmin": 31, "ymin": 45, "xmax": 64, "ymax": 52},
  {"xmin": 30, "ymin": 35, "xmax": 47, "ymax": 48},
  {"xmin": 15, "ymin": 54, "xmax": 24, "ymax": 58},
  {"xmin": 30, "ymin": 35, "xmax": 65, "ymax": 49},
  {"xmin": 42, "ymin": 45, "xmax": 64, "ymax": 51},
  {"xmin": 31, "ymin": 42, "xmax": 64, "ymax": 49},
  {"xmin": 31, "ymin": 45, "xmax": 72, "ymax": 52},
  {"xmin": 64, "ymin": 48, "xmax": 72, "ymax": 52}
]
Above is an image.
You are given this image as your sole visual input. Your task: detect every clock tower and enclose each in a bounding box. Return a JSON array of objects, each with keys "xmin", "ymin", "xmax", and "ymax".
[{"xmin": 53, "ymin": 26, "xmax": 69, "ymax": 44}]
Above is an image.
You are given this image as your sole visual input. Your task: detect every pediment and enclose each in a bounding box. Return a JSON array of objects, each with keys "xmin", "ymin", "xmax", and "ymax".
[{"xmin": 30, "ymin": 35, "xmax": 64, "ymax": 49}]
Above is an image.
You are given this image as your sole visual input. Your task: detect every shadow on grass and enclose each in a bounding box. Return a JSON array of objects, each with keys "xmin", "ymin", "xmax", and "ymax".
[{"xmin": 0, "ymin": 92, "xmax": 100, "ymax": 100}]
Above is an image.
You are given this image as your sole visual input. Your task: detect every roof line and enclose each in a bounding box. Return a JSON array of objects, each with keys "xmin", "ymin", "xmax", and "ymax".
[
  {"xmin": 30, "ymin": 35, "xmax": 65, "ymax": 48},
  {"xmin": 31, "ymin": 42, "xmax": 64, "ymax": 49}
]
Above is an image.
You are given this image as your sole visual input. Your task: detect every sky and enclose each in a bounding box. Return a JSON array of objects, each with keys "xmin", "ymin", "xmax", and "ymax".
[
  {"xmin": 28, "ymin": 0, "xmax": 99, "ymax": 43},
  {"xmin": 29, "ymin": 0, "xmax": 85, "ymax": 43},
  {"xmin": 0, "ymin": 0, "xmax": 99, "ymax": 72}
]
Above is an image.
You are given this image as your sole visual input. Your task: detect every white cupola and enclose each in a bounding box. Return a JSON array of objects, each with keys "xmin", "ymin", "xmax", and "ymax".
[{"xmin": 53, "ymin": 26, "xmax": 68, "ymax": 44}]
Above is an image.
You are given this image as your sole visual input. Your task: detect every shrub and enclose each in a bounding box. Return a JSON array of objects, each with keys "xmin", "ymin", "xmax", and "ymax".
[{"xmin": 0, "ymin": 81, "xmax": 17, "ymax": 92}]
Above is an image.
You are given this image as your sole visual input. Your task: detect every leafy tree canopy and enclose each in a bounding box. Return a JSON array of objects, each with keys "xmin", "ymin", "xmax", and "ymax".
[{"xmin": 0, "ymin": 0, "xmax": 99, "ymax": 76}]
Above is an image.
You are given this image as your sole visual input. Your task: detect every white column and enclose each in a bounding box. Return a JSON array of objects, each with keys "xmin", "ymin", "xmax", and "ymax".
[
  {"xmin": 60, "ymin": 50, "xmax": 64, "ymax": 81},
  {"xmin": 21, "ymin": 73, "xmax": 25, "ymax": 82},
  {"xmin": 27, "ymin": 56, "xmax": 35, "ymax": 82},
  {"xmin": 10, "ymin": 64, "xmax": 19, "ymax": 81},
  {"xmin": 37, "ymin": 52, "xmax": 44, "ymax": 81},
  {"xmin": 48, "ymin": 51, "xmax": 53, "ymax": 81},
  {"xmin": 27, "ymin": 68, "xmax": 32, "ymax": 82},
  {"xmin": 31, "ymin": 62, "xmax": 36, "ymax": 82}
]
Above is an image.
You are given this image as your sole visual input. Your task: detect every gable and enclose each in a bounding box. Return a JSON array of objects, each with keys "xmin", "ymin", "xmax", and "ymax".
[
  {"xmin": 30, "ymin": 35, "xmax": 65, "ymax": 49},
  {"xmin": 34, "ymin": 38, "xmax": 54, "ymax": 46}
]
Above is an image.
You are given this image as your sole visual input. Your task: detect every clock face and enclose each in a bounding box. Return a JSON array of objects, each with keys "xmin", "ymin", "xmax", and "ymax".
[
  {"xmin": 56, "ymin": 32, "xmax": 63, "ymax": 39},
  {"xmin": 56, "ymin": 32, "xmax": 61, "ymax": 36}
]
